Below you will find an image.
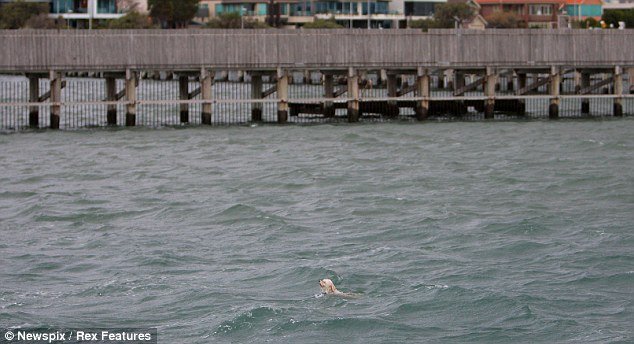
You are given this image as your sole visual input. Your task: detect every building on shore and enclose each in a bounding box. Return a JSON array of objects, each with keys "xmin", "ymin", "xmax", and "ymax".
[
  {"xmin": 564, "ymin": 0, "xmax": 603, "ymax": 21},
  {"xmin": 474, "ymin": 0, "xmax": 565, "ymax": 28},
  {"xmin": 603, "ymin": 0, "xmax": 634, "ymax": 9},
  {"xmin": 0, "ymin": 0, "xmax": 148, "ymax": 28},
  {"xmin": 195, "ymin": 0, "xmax": 421, "ymax": 28}
]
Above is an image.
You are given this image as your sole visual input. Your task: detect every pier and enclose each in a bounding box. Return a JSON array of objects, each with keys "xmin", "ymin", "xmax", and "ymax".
[{"xmin": 1, "ymin": 29, "xmax": 633, "ymax": 130}]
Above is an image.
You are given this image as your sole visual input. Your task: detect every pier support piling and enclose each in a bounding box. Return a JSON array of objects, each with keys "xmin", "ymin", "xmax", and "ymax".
[
  {"xmin": 416, "ymin": 68, "xmax": 429, "ymax": 121},
  {"xmin": 347, "ymin": 68, "xmax": 360, "ymax": 122},
  {"xmin": 105, "ymin": 77, "xmax": 117, "ymax": 125},
  {"xmin": 251, "ymin": 73, "xmax": 263, "ymax": 122},
  {"xmin": 125, "ymin": 70, "xmax": 137, "ymax": 127},
  {"xmin": 49, "ymin": 71, "xmax": 62, "ymax": 129},
  {"xmin": 485, "ymin": 67, "xmax": 497, "ymax": 119},
  {"xmin": 386, "ymin": 72, "xmax": 399, "ymax": 117},
  {"xmin": 277, "ymin": 69, "xmax": 288, "ymax": 124},
  {"xmin": 506, "ymin": 73, "xmax": 514, "ymax": 92},
  {"xmin": 201, "ymin": 68, "xmax": 213, "ymax": 125},
  {"xmin": 614, "ymin": 66, "xmax": 623, "ymax": 117},
  {"xmin": 179, "ymin": 76, "xmax": 190, "ymax": 123},
  {"xmin": 323, "ymin": 73, "xmax": 335, "ymax": 117},
  {"xmin": 581, "ymin": 72, "xmax": 590, "ymax": 114},
  {"xmin": 549, "ymin": 67, "xmax": 560, "ymax": 119},
  {"xmin": 28, "ymin": 76, "xmax": 39, "ymax": 128},
  {"xmin": 436, "ymin": 71, "xmax": 444, "ymax": 89}
]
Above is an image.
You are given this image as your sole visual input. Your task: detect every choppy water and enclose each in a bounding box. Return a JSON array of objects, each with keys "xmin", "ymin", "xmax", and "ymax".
[{"xmin": 1, "ymin": 120, "xmax": 633, "ymax": 343}]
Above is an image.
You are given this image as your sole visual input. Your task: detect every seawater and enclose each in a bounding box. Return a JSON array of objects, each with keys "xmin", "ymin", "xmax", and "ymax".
[{"xmin": 0, "ymin": 120, "xmax": 632, "ymax": 343}]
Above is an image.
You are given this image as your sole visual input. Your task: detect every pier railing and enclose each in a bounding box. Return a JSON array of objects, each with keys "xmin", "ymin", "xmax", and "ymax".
[
  {"xmin": 1, "ymin": 30, "xmax": 633, "ymax": 130},
  {"xmin": 1, "ymin": 29, "xmax": 634, "ymax": 71}
]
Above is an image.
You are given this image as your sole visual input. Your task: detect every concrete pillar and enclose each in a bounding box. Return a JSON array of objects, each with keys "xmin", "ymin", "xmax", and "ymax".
[
  {"xmin": 303, "ymin": 70, "xmax": 310, "ymax": 84},
  {"xmin": 518, "ymin": 73, "xmax": 527, "ymax": 90},
  {"xmin": 446, "ymin": 70, "xmax": 455, "ymax": 90},
  {"xmin": 201, "ymin": 68, "xmax": 213, "ymax": 125},
  {"xmin": 614, "ymin": 66, "xmax": 623, "ymax": 117},
  {"xmin": 454, "ymin": 70, "xmax": 464, "ymax": 93},
  {"xmin": 386, "ymin": 72, "xmax": 399, "ymax": 117},
  {"xmin": 49, "ymin": 71, "xmax": 62, "ymax": 129},
  {"xmin": 28, "ymin": 76, "xmax": 39, "ymax": 128},
  {"xmin": 379, "ymin": 69, "xmax": 387, "ymax": 87},
  {"xmin": 436, "ymin": 71, "xmax": 444, "ymax": 89},
  {"xmin": 347, "ymin": 68, "xmax": 360, "ymax": 122},
  {"xmin": 323, "ymin": 74, "xmax": 335, "ymax": 117},
  {"xmin": 105, "ymin": 77, "xmax": 117, "ymax": 125},
  {"xmin": 125, "ymin": 69, "xmax": 137, "ymax": 127},
  {"xmin": 549, "ymin": 67, "xmax": 560, "ymax": 119},
  {"xmin": 506, "ymin": 74, "xmax": 514, "ymax": 92},
  {"xmin": 416, "ymin": 68, "xmax": 429, "ymax": 121},
  {"xmin": 251, "ymin": 73, "xmax": 263, "ymax": 122},
  {"xmin": 179, "ymin": 76, "xmax": 189, "ymax": 123},
  {"xmin": 277, "ymin": 68, "xmax": 288, "ymax": 124},
  {"xmin": 581, "ymin": 72, "xmax": 590, "ymax": 114},
  {"xmin": 485, "ymin": 67, "xmax": 497, "ymax": 119},
  {"xmin": 573, "ymin": 71, "xmax": 581, "ymax": 93}
]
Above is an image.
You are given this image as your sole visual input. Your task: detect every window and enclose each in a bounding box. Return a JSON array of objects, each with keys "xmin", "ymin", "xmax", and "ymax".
[
  {"xmin": 97, "ymin": 0, "xmax": 116, "ymax": 14},
  {"xmin": 404, "ymin": 2, "xmax": 436, "ymax": 16},
  {"xmin": 529, "ymin": 4, "xmax": 552, "ymax": 15}
]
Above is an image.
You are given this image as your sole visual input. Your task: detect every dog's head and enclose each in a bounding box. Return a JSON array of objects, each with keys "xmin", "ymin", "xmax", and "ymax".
[{"xmin": 319, "ymin": 278, "xmax": 338, "ymax": 294}]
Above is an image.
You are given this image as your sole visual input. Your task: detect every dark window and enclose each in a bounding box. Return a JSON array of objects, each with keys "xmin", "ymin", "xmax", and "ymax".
[{"xmin": 404, "ymin": 2, "xmax": 436, "ymax": 16}]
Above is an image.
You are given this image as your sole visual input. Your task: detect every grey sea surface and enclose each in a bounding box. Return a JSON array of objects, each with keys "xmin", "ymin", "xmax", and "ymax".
[{"xmin": 0, "ymin": 120, "xmax": 633, "ymax": 343}]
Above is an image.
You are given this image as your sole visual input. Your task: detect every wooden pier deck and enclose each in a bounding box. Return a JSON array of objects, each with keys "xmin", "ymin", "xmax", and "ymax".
[{"xmin": 1, "ymin": 29, "xmax": 633, "ymax": 130}]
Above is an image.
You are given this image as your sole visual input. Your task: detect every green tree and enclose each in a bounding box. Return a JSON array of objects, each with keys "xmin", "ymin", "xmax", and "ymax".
[
  {"xmin": 0, "ymin": 0, "xmax": 49, "ymax": 29},
  {"xmin": 149, "ymin": 0, "xmax": 199, "ymax": 28},
  {"xmin": 602, "ymin": 9, "xmax": 634, "ymax": 28},
  {"xmin": 108, "ymin": 12, "xmax": 153, "ymax": 29},
  {"xmin": 433, "ymin": 3, "xmax": 474, "ymax": 28},
  {"xmin": 24, "ymin": 14, "xmax": 66, "ymax": 29},
  {"xmin": 205, "ymin": 12, "xmax": 269, "ymax": 29},
  {"xmin": 485, "ymin": 11, "xmax": 522, "ymax": 28},
  {"xmin": 302, "ymin": 18, "xmax": 343, "ymax": 29},
  {"xmin": 408, "ymin": 18, "xmax": 439, "ymax": 31}
]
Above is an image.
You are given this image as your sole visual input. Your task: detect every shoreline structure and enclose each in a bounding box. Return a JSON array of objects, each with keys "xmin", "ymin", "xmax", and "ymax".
[{"xmin": 1, "ymin": 29, "xmax": 633, "ymax": 130}]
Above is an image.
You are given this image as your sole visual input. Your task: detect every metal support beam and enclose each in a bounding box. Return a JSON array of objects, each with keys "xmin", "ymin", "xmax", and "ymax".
[
  {"xmin": 516, "ymin": 75, "xmax": 551, "ymax": 95},
  {"xmin": 578, "ymin": 76, "xmax": 615, "ymax": 95},
  {"xmin": 334, "ymin": 86, "xmax": 348, "ymax": 98},
  {"xmin": 454, "ymin": 76, "xmax": 486, "ymax": 96},
  {"xmin": 262, "ymin": 85, "xmax": 277, "ymax": 98}
]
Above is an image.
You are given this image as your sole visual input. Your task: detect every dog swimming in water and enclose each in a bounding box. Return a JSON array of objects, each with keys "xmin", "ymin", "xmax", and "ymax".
[{"xmin": 318, "ymin": 278, "xmax": 359, "ymax": 298}]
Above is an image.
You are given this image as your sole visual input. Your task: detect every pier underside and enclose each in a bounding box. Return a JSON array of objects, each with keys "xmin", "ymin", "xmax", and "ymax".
[{"xmin": 1, "ymin": 67, "xmax": 632, "ymax": 131}]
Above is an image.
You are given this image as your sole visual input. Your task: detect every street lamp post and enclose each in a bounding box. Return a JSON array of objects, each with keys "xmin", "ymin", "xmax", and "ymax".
[
  {"xmin": 367, "ymin": 0, "xmax": 370, "ymax": 29},
  {"xmin": 241, "ymin": 6, "xmax": 247, "ymax": 29},
  {"xmin": 89, "ymin": 0, "xmax": 94, "ymax": 30}
]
